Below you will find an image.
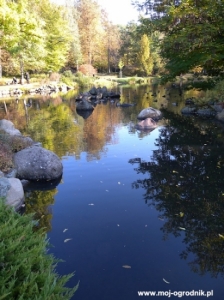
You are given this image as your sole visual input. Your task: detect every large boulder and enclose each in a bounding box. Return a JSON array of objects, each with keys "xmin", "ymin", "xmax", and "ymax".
[
  {"xmin": 0, "ymin": 119, "xmax": 22, "ymax": 136},
  {"xmin": 13, "ymin": 146, "xmax": 63, "ymax": 181},
  {"xmin": 135, "ymin": 118, "xmax": 157, "ymax": 130},
  {"xmin": 137, "ymin": 107, "xmax": 162, "ymax": 120},
  {"xmin": 0, "ymin": 177, "xmax": 24, "ymax": 210},
  {"xmin": 0, "ymin": 177, "xmax": 10, "ymax": 197},
  {"xmin": 5, "ymin": 178, "xmax": 24, "ymax": 210}
]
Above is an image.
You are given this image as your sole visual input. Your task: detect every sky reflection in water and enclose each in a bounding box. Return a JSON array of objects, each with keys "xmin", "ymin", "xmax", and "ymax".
[{"xmin": 2, "ymin": 84, "xmax": 224, "ymax": 299}]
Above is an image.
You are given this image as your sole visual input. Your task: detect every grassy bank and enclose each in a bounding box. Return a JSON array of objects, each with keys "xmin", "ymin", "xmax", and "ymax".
[{"xmin": 0, "ymin": 197, "xmax": 78, "ymax": 299}]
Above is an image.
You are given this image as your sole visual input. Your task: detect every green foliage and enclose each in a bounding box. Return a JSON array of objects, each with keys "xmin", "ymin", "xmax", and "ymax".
[
  {"xmin": 137, "ymin": 0, "xmax": 224, "ymax": 80},
  {"xmin": 60, "ymin": 70, "xmax": 77, "ymax": 87},
  {"xmin": 199, "ymin": 80, "xmax": 224, "ymax": 104},
  {"xmin": 138, "ymin": 34, "xmax": 153, "ymax": 76},
  {"xmin": 0, "ymin": 197, "xmax": 78, "ymax": 299}
]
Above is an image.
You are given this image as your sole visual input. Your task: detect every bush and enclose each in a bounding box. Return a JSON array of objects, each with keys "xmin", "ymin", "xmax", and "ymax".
[
  {"xmin": 60, "ymin": 70, "xmax": 77, "ymax": 87},
  {"xmin": 78, "ymin": 64, "xmax": 97, "ymax": 76},
  {"xmin": 0, "ymin": 198, "xmax": 78, "ymax": 299}
]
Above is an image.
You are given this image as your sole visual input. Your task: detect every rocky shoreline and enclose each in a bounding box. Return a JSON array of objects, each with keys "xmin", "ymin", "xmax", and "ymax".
[
  {"xmin": 0, "ymin": 83, "xmax": 73, "ymax": 98},
  {"xmin": 0, "ymin": 120, "xmax": 63, "ymax": 210},
  {"xmin": 181, "ymin": 98, "xmax": 224, "ymax": 122}
]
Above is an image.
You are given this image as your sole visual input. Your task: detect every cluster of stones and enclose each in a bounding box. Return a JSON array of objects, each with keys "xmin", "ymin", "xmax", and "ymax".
[
  {"xmin": 0, "ymin": 88, "xmax": 23, "ymax": 98},
  {"xmin": 75, "ymin": 86, "xmax": 121, "ymax": 111},
  {"xmin": 181, "ymin": 97, "xmax": 224, "ymax": 121},
  {"xmin": 0, "ymin": 120, "xmax": 63, "ymax": 210},
  {"xmin": 0, "ymin": 84, "xmax": 73, "ymax": 99},
  {"xmin": 28, "ymin": 84, "xmax": 72, "ymax": 95}
]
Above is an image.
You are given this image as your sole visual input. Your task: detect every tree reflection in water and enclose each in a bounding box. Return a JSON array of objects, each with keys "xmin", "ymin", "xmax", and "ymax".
[{"xmin": 129, "ymin": 111, "xmax": 224, "ymax": 278}]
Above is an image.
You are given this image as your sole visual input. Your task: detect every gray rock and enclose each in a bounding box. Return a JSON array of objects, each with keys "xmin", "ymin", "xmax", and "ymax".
[
  {"xmin": 89, "ymin": 86, "xmax": 97, "ymax": 95},
  {"xmin": 0, "ymin": 119, "xmax": 22, "ymax": 135},
  {"xmin": 216, "ymin": 109, "xmax": 224, "ymax": 122},
  {"xmin": 181, "ymin": 106, "xmax": 197, "ymax": 114},
  {"xmin": 5, "ymin": 178, "xmax": 24, "ymax": 210},
  {"xmin": 76, "ymin": 99, "xmax": 94, "ymax": 111},
  {"xmin": 5, "ymin": 169, "xmax": 17, "ymax": 178},
  {"xmin": 211, "ymin": 104, "xmax": 223, "ymax": 112},
  {"xmin": 13, "ymin": 146, "xmax": 63, "ymax": 181},
  {"xmin": 137, "ymin": 107, "xmax": 162, "ymax": 120},
  {"xmin": 0, "ymin": 177, "xmax": 11, "ymax": 198},
  {"xmin": 197, "ymin": 108, "xmax": 216, "ymax": 117},
  {"xmin": 101, "ymin": 86, "xmax": 108, "ymax": 97}
]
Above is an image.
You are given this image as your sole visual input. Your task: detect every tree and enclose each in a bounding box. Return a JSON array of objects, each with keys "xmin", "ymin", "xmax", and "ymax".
[
  {"xmin": 5, "ymin": 0, "xmax": 47, "ymax": 81},
  {"xmin": 38, "ymin": 0, "xmax": 72, "ymax": 72},
  {"xmin": 0, "ymin": 0, "xmax": 20, "ymax": 76},
  {"xmin": 138, "ymin": 34, "xmax": 153, "ymax": 75},
  {"xmin": 75, "ymin": 0, "xmax": 102, "ymax": 65},
  {"xmin": 63, "ymin": 1, "xmax": 82, "ymax": 70},
  {"xmin": 134, "ymin": 0, "xmax": 224, "ymax": 80}
]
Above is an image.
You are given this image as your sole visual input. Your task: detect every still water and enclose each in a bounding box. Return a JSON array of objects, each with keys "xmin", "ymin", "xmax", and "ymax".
[{"xmin": 1, "ymin": 84, "xmax": 224, "ymax": 299}]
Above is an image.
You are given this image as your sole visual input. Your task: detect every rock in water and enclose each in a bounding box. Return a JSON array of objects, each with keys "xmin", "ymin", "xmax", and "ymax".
[
  {"xmin": 13, "ymin": 146, "xmax": 63, "ymax": 181},
  {"xmin": 137, "ymin": 107, "xmax": 162, "ymax": 120}
]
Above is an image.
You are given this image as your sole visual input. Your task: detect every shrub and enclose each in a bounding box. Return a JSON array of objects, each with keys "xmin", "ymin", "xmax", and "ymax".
[
  {"xmin": 60, "ymin": 70, "xmax": 77, "ymax": 87},
  {"xmin": 0, "ymin": 197, "xmax": 78, "ymax": 299},
  {"xmin": 78, "ymin": 64, "xmax": 97, "ymax": 76}
]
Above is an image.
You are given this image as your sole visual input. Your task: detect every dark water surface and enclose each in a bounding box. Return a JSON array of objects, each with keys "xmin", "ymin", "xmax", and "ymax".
[{"xmin": 1, "ymin": 84, "xmax": 224, "ymax": 299}]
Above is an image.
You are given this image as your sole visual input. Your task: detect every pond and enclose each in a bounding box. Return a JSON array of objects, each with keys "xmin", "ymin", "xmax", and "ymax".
[{"xmin": 1, "ymin": 83, "xmax": 224, "ymax": 299}]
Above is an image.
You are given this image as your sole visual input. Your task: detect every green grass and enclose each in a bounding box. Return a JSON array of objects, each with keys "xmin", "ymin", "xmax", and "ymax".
[{"xmin": 0, "ymin": 197, "xmax": 78, "ymax": 299}]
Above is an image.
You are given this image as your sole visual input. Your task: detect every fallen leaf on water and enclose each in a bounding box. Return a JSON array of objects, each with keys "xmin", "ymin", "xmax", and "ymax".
[
  {"xmin": 64, "ymin": 239, "xmax": 72, "ymax": 243},
  {"xmin": 63, "ymin": 229, "xmax": 68, "ymax": 233},
  {"xmin": 179, "ymin": 227, "xmax": 186, "ymax": 230},
  {"xmin": 179, "ymin": 212, "xmax": 184, "ymax": 217},
  {"xmin": 122, "ymin": 265, "xmax": 131, "ymax": 269},
  {"xmin": 218, "ymin": 234, "xmax": 224, "ymax": 239},
  {"xmin": 163, "ymin": 278, "xmax": 170, "ymax": 284}
]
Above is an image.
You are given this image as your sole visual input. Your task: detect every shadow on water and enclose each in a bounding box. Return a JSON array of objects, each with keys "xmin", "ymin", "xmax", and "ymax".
[{"xmin": 129, "ymin": 110, "xmax": 224, "ymax": 278}]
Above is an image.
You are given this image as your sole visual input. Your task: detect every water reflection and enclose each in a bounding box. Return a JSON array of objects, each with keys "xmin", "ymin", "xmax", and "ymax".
[
  {"xmin": 24, "ymin": 189, "xmax": 56, "ymax": 232},
  {"xmin": 129, "ymin": 111, "xmax": 224, "ymax": 277}
]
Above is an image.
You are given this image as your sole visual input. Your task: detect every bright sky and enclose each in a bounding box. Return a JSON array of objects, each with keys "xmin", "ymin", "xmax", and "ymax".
[
  {"xmin": 96, "ymin": 0, "xmax": 140, "ymax": 25},
  {"xmin": 52, "ymin": 0, "xmax": 140, "ymax": 25}
]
